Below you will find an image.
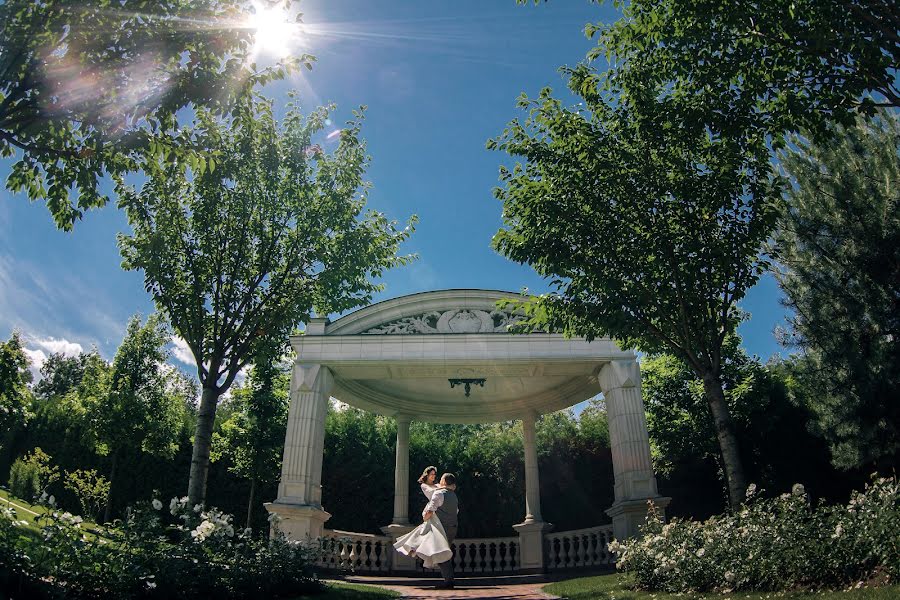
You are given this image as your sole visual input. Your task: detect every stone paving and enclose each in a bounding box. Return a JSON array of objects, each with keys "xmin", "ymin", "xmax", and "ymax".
[{"xmin": 340, "ymin": 574, "xmax": 560, "ymax": 600}]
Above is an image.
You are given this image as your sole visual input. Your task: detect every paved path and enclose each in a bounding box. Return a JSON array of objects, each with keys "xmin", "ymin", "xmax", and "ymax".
[{"xmin": 340, "ymin": 574, "xmax": 560, "ymax": 600}]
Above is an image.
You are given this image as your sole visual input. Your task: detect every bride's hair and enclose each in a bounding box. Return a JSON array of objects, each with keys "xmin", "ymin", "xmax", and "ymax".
[{"xmin": 417, "ymin": 466, "xmax": 437, "ymax": 485}]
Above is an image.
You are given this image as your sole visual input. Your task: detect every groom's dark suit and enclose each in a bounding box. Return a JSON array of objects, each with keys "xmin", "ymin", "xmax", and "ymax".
[{"xmin": 433, "ymin": 488, "xmax": 458, "ymax": 583}]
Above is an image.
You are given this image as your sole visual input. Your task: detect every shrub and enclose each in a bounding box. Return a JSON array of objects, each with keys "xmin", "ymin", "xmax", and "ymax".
[
  {"xmin": 64, "ymin": 469, "xmax": 111, "ymax": 521},
  {"xmin": 0, "ymin": 494, "xmax": 321, "ymax": 599},
  {"xmin": 609, "ymin": 476, "xmax": 900, "ymax": 593},
  {"xmin": 8, "ymin": 447, "xmax": 59, "ymax": 502}
]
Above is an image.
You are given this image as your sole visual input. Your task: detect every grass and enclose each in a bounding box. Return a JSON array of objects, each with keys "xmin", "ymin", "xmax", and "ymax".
[
  {"xmin": 289, "ymin": 581, "xmax": 401, "ymax": 599},
  {"xmin": 544, "ymin": 573, "xmax": 900, "ymax": 600}
]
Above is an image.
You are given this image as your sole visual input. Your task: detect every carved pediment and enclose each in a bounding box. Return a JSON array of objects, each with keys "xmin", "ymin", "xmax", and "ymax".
[{"xmin": 361, "ymin": 309, "xmax": 523, "ymax": 335}]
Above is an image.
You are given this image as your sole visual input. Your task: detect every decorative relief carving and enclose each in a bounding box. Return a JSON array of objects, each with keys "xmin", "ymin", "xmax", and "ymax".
[{"xmin": 362, "ymin": 309, "xmax": 525, "ymax": 334}]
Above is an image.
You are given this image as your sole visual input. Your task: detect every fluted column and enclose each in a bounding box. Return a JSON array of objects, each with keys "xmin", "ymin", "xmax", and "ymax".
[
  {"xmin": 521, "ymin": 411, "xmax": 543, "ymax": 524},
  {"xmin": 600, "ymin": 360, "xmax": 670, "ymax": 539},
  {"xmin": 391, "ymin": 415, "xmax": 412, "ymax": 526},
  {"xmin": 265, "ymin": 362, "xmax": 333, "ymax": 540}
]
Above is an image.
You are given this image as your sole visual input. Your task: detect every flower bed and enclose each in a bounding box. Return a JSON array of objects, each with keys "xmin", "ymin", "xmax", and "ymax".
[
  {"xmin": 609, "ymin": 476, "xmax": 899, "ymax": 593},
  {"xmin": 0, "ymin": 495, "xmax": 321, "ymax": 599}
]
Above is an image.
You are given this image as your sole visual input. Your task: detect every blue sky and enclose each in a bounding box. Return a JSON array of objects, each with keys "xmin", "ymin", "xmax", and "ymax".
[{"xmin": 0, "ymin": 0, "xmax": 788, "ymax": 377}]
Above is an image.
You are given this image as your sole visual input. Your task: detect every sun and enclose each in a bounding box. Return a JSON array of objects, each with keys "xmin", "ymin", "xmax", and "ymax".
[{"xmin": 248, "ymin": 2, "xmax": 297, "ymax": 58}]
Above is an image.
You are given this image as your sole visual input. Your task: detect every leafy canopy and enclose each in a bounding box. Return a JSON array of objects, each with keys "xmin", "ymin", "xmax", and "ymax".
[
  {"xmin": 489, "ymin": 70, "xmax": 780, "ymax": 376},
  {"xmin": 588, "ymin": 0, "xmax": 899, "ymax": 141},
  {"xmin": 117, "ymin": 93, "xmax": 415, "ymax": 394},
  {"xmin": 0, "ymin": 0, "xmax": 310, "ymax": 229}
]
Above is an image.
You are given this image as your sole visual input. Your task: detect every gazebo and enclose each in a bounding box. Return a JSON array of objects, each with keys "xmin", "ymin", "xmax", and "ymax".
[{"xmin": 265, "ymin": 289, "xmax": 670, "ymax": 574}]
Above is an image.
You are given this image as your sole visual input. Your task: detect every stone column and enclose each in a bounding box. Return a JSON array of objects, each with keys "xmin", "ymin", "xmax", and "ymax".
[
  {"xmin": 391, "ymin": 415, "xmax": 412, "ymax": 526},
  {"xmin": 514, "ymin": 411, "xmax": 552, "ymax": 573},
  {"xmin": 381, "ymin": 415, "xmax": 416, "ymax": 572},
  {"xmin": 265, "ymin": 362, "xmax": 333, "ymax": 540},
  {"xmin": 599, "ymin": 360, "xmax": 671, "ymax": 540}
]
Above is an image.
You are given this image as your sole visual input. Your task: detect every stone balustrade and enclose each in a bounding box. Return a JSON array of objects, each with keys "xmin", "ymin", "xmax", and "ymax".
[
  {"xmin": 316, "ymin": 526, "xmax": 614, "ymax": 575},
  {"xmin": 317, "ymin": 530, "xmax": 393, "ymax": 573},
  {"xmin": 544, "ymin": 524, "xmax": 615, "ymax": 571}
]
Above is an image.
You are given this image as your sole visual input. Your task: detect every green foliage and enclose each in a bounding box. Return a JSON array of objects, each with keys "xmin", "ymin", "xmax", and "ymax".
[
  {"xmin": 591, "ymin": 0, "xmax": 899, "ymax": 143},
  {"xmin": 489, "ymin": 51, "xmax": 779, "ymax": 505},
  {"xmin": 0, "ymin": 0, "xmax": 312, "ymax": 229},
  {"xmin": 610, "ymin": 476, "xmax": 900, "ymax": 593},
  {"xmin": 64, "ymin": 468, "xmax": 111, "ymax": 521},
  {"xmin": 8, "ymin": 447, "xmax": 59, "ymax": 502},
  {"xmin": 0, "ymin": 496, "xmax": 320, "ymax": 599},
  {"xmin": 322, "ymin": 406, "xmax": 614, "ymax": 537},
  {"xmin": 33, "ymin": 350, "xmax": 90, "ymax": 400},
  {"xmin": 774, "ymin": 113, "xmax": 900, "ymax": 470},
  {"xmin": 0, "ymin": 332, "xmax": 33, "ymax": 438},
  {"xmin": 116, "ymin": 91, "xmax": 415, "ymax": 503},
  {"xmin": 211, "ymin": 344, "xmax": 289, "ymax": 527}
]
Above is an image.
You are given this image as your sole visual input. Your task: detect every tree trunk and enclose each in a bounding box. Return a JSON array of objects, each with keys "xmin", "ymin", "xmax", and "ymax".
[
  {"xmin": 188, "ymin": 386, "xmax": 220, "ymax": 506},
  {"xmin": 103, "ymin": 450, "xmax": 118, "ymax": 523},
  {"xmin": 246, "ymin": 477, "xmax": 256, "ymax": 530},
  {"xmin": 702, "ymin": 372, "xmax": 748, "ymax": 509}
]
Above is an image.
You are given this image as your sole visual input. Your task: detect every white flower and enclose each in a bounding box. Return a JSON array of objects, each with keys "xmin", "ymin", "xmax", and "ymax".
[
  {"xmin": 792, "ymin": 483, "xmax": 805, "ymax": 497},
  {"xmin": 833, "ymin": 523, "xmax": 844, "ymax": 538},
  {"xmin": 193, "ymin": 504, "xmax": 203, "ymax": 513},
  {"xmin": 146, "ymin": 582, "xmax": 157, "ymax": 590},
  {"xmin": 48, "ymin": 495, "xmax": 56, "ymax": 507},
  {"xmin": 152, "ymin": 499, "xmax": 163, "ymax": 511},
  {"xmin": 724, "ymin": 571, "xmax": 735, "ymax": 583},
  {"xmin": 695, "ymin": 548, "xmax": 706, "ymax": 558},
  {"xmin": 745, "ymin": 483, "xmax": 757, "ymax": 498}
]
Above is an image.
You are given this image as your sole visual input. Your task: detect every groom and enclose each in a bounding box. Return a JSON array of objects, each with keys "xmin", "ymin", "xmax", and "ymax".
[{"xmin": 423, "ymin": 472, "xmax": 458, "ymax": 589}]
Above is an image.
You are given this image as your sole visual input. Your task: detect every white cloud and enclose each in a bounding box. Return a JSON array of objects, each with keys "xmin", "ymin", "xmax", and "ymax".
[
  {"xmin": 22, "ymin": 348, "xmax": 47, "ymax": 377},
  {"xmin": 31, "ymin": 336, "xmax": 83, "ymax": 357},
  {"xmin": 170, "ymin": 336, "xmax": 196, "ymax": 365},
  {"xmin": 20, "ymin": 337, "xmax": 84, "ymax": 381}
]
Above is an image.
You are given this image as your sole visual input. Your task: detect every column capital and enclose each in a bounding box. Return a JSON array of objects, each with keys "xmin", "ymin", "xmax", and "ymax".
[
  {"xmin": 521, "ymin": 410, "xmax": 540, "ymax": 425},
  {"xmin": 598, "ymin": 360, "xmax": 641, "ymax": 392},
  {"xmin": 395, "ymin": 413, "xmax": 413, "ymax": 425},
  {"xmin": 291, "ymin": 363, "xmax": 333, "ymax": 394}
]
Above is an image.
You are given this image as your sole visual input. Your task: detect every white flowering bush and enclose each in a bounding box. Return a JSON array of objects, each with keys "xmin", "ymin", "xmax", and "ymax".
[
  {"xmin": 0, "ymin": 495, "xmax": 320, "ymax": 599},
  {"xmin": 609, "ymin": 476, "xmax": 899, "ymax": 593}
]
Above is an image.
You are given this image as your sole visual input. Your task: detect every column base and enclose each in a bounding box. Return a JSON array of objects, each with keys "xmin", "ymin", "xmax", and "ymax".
[
  {"xmin": 381, "ymin": 523, "xmax": 417, "ymax": 573},
  {"xmin": 605, "ymin": 496, "xmax": 671, "ymax": 540},
  {"xmin": 264, "ymin": 501, "xmax": 331, "ymax": 541},
  {"xmin": 513, "ymin": 520, "xmax": 553, "ymax": 573}
]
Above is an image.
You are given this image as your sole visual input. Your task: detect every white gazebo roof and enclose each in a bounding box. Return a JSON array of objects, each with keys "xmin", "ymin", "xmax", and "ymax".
[{"xmin": 292, "ymin": 289, "xmax": 635, "ymax": 423}]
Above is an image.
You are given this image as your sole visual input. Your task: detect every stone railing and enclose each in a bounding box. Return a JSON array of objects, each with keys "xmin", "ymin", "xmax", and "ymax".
[
  {"xmin": 317, "ymin": 530, "xmax": 393, "ymax": 573},
  {"xmin": 316, "ymin": 525, "xmax": 611, "ymax": 574},
  {"xmin": 544, "ymin": 524, "xmax": 615, "ymax": 572},
  {"xmin": 414, "ymin": 536, "xmax": 520, "ymax": 575}
]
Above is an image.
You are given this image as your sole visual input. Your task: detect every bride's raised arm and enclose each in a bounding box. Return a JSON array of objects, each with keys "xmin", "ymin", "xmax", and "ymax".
[{"xmin": 420, "ymin": 482, "xmax": 437, "ymax": 499}]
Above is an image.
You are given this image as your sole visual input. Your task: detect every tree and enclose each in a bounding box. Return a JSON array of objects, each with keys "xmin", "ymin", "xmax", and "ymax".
[
  {"xmin": 0, "ymin": 332, "xmax": 33, "ymax": 442},
  {"xmin": 489, "ymin": 67, "xmax": 780, "ymax": 507},
  {"xmin": 117, "ymin": 92, "xmax": 415, "ymax": 505},
  {"xmin": 588, "ymin": 0, "xmax": 899, "ymax": 141},
  {"xmin": 85, "ymin": 314, "xmax": 184, "ymax": 521},
  {"xmin": 33, "ymin": 351, "xmax": 88, "ymax": 400},
  {"xmin": 1, "ymin": 0, "xmax": 310, "ymax": 229},
  {"xmin": 773, "ymin": 113, "xmax": 900, "ymax": 470},
  {"xmin": 211, "ymin": 344, "xmax": 289, "ymax": 529}
]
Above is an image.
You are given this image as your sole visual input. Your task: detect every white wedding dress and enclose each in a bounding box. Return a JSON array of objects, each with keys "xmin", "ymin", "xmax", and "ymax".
[{"xmin": 393, "ymin": 483, "xmax": 453, "ymax": 568}]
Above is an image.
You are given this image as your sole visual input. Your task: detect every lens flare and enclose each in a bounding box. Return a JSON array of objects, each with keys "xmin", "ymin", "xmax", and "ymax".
[{"xmin": 248, "ymin": 2, "xmax": 298, "ymax": 58}]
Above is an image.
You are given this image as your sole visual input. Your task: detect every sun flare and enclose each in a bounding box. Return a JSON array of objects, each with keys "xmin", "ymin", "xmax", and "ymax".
[{"xmin": 248, "ymin": 2, "xmax": 297, "ymax": 58}]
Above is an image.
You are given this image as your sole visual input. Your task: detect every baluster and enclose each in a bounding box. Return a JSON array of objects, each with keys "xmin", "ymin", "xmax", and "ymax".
[
  {"xmin": 349, "ymin": 541, "xmax": 359, "ymax": 571},
  {"xmin": 339, "ymin": 541, "xmax": 349, "ymax": 569},
  {"xmin": 498, "ymin": 542, "xmax": 508, "ymax": 572},
  {"xmin": 575, "ymin": 534, "xmax": 586, "ymax": 566},
  {"xmin": 468, "ymin": 542, "xmax": 478, "ymax": 573}
]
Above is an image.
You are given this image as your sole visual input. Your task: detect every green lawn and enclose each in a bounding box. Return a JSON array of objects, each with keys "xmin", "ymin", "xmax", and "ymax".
[
  {"xmin": 290, "ymin": 581, "xmax": 400, "ymax": 599},
  {"xmin": 545, "ymin": 573, "xmax": 900, "ymax": 600}
]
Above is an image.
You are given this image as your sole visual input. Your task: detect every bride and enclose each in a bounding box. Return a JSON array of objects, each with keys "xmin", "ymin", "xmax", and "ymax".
[{"xmin": 393, "ymin": 466, "xmax": 452, "ymax": 569}]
